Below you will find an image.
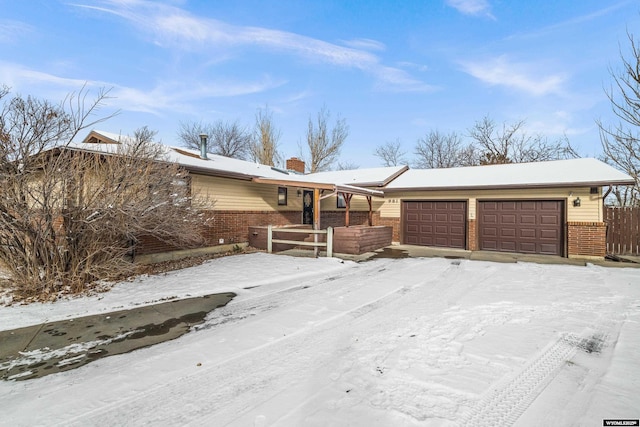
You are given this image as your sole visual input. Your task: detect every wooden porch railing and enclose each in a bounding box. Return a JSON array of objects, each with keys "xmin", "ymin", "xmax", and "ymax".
[{"xmin": 267, "ymin": 225, "xmax": 333, "ymax": 257}]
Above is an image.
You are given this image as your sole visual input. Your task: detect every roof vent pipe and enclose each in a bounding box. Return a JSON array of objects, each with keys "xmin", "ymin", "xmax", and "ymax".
[{"xmin": 199, "ymin": 133, "xmax": 208, "ymax": 160}]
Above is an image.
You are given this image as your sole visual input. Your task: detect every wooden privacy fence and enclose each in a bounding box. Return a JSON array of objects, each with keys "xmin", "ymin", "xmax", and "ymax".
[{"xmin": 605, "ymin": 207, "xmax": 640, "ymax": 255}]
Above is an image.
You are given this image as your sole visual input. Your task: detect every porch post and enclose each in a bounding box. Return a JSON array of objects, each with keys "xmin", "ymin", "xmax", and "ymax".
[
  {"xmin": 344, "ymin": 193, "xmax": 353, "ymax": 227},
  {"xmin": 367, "ymin": 196, "xmax": 373, "ymax": 226},
  {"xmin": 313, "ymin": 188, "xmax": 320, "ymax": 256}
]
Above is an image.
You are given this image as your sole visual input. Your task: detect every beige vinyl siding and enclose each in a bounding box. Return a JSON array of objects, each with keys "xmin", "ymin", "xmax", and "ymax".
[
  {"xmin": 191, "ymin": 174, "xmax": 303, "ymax": 211},
  {"xmin": 379, "ymin": 187, "xmax": 603, "ymax": 222},
  {"xmin": 320, "ymin": 194, "xmax": 385, "ymax": 212}
]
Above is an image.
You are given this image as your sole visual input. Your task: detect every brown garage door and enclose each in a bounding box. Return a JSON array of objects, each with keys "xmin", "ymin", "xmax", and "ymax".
[
  {"xmin": 403, "ymin": 201, "xmax": 466, "ymax": 248},
  {"xmin": 478, "ymin": 201, "xmax": 563, "ymax": 255}
]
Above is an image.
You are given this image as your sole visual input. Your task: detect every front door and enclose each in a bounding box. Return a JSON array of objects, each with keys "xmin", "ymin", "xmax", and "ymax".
[{"xmin": 302, "ymin": 190, "xmax": 314, "ymax": 225}]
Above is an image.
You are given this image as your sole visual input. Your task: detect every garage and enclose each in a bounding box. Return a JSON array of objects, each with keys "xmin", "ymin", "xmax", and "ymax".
[
  {"xmin": 403, "ymin": 201, "xmax": 466, "ymax": 248},
  {"xmin": 478, "ymin": 200, "xmax": 563, "ymax": 256}
]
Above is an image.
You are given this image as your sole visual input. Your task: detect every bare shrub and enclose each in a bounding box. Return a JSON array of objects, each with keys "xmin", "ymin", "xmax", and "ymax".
[{"xmin": 0, "ymin": 87, "xmax": 204, "ymax": 299}]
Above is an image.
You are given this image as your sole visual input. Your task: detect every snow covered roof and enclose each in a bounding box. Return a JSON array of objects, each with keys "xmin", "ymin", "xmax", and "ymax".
[
  {"xmin": 165, "ymin": 146, "xmax": 291, "ymax": 180},
  {"xmin": 305, "ymin": 165, "xmax": 408, "ymax": 187},
  {"xmin": 77, "ymin": 131, "xmax": 632, "ymax": 193},
  {"xmin": 385, "ymin": 158, "xmax": 635, "ymax": 191},
  {"xmin": 74, "ymin": 130, "xmax": 390, "ymax": 196},
  {"xmin": 76, "ymin": 130, "xmax": 291, "ymax": 180}
]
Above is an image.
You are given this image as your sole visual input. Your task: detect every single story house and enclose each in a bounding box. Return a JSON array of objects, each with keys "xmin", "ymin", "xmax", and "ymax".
[{"xmin": 80, "ymin": 130, "xmax": 634, "ymax": 260}]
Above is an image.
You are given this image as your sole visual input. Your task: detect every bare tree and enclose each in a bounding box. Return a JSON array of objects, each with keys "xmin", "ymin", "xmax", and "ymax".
[
  {"xmin": 249, "ymin": 105, "xmax": 282, "ymax": 166},
  {"xmin": 374, "ymin": 139, "xmax": 407, "ymax": 166},
  {"xmin": 305, "ymin": 107, "xmax": 349, "ymax": 172},
  {"xmin": 598, "ymin": 31, "xmax": 640, "ymax": 206},
  {"xmin": 178, "ymin": 119, "xmax": 251, "ymax": 159},
  {"xmin": 414, "ymin": 130, "xmax": 476, "ymax": 168},
  {"xmin": 336, "ymin": 161, "xmax": 359, "ymax": 170},
  {"xmin": 0, "ymin": 88, "xmax": 203, "ymax": 299},
  {"xmin": 468, "ymin": 116, "xmax": 578, "ymax": 165}
]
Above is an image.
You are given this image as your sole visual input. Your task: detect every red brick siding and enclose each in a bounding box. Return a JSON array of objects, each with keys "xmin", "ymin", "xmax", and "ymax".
[
  {"xmin": 467, "ymin": 219, "xmax": 477, "ymax": 251},
  {"xmin": 135, "ymin": 235, "xmax": 181, "ymax": 255},
  {"xmin": 372, "ymin": 213, "xmax": 401, "ymax": 242},
  {"xmin": 567, "ymin": 221, "xmax": 606, "ymax": 257},
  {"xmin": 136, "ymin": 210, "xmax": 301, "ymax": 255},
  {"xmin": 135, "ymin": 210, "xmax": 403, "ymax": 255},
  {"xmin": 321, "ymin": 211, "xmax": 371, "ymax": 229}
]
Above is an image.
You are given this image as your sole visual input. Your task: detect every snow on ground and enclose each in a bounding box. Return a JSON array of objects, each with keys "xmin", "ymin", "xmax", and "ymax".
[{"xmin": 1, "ymin": 252, "xmax": 639, "ymax": 426}]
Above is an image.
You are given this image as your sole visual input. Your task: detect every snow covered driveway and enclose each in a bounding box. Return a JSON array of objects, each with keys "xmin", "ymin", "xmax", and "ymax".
[{"xmin": 1, "ymin": 253, "xmax": 639, "ymax": 426}]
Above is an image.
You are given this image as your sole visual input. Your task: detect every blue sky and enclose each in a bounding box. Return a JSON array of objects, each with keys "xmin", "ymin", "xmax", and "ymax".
[{"xmin": 1, "ymin": 0, "xmax": 639, "ymax": 167}]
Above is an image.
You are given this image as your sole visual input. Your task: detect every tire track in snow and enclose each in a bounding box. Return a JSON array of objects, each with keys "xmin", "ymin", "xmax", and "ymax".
[
  {"xmin": 196, "ymin": 258, "xmax": 398, "ymax": 330},
  {"xmin": 460, "ymin": 318, "xmax": 618, "ymax": 427},
  {"xmin": 460, "ymin": 334, "xmax": 578, "ymax": 427},
  {"xmin": 59, "ymin": 258, "xmax": 453, "ymax": 427},
  {"xmin": 459, "ymin": 264, "xmax": 628, "ymax": 427}
]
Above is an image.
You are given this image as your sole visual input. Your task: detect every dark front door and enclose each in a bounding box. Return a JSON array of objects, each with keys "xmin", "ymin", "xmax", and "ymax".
[
  {"xmin": 402, "ymin": 201, "xmax": 467, "ymax": 249},
  {"xmin": 302, "ymin": 190, "xmax": 314, "ymax": 225},
  {"xmin": 478, "ymin": 200, "xmax": 563, "ymax": 255}
]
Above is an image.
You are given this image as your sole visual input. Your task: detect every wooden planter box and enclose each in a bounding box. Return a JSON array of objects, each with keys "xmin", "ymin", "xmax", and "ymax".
[{"xmin": 333, "ymin": 225, "xmax": 392, "ymax": 255}]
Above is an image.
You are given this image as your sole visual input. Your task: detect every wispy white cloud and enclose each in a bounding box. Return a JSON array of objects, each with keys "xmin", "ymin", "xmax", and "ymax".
[
  {"xmin": 0, "ymin": 19, "xmax": 33, "ymax": 43},
  {"xmin": 460, "ymin": 55, "xmax": 567, "ymax": 96},
  {"xmin": 341, "ymin": 38, "xmax": 386, "ymax": 52},
  {"xmin": 74, "ymin": 0, "xmax": 431, "ymax": 92},
  {"xmin": 445, "ymin": 0, "xmax": 495, "ymax": 19},
  {"xmin": 113, "ymin": 77, "xmax": 285, "ymax": 115},
  {"xmin": 506, "ymin": 1, "xmax": 631, "ymax": 41},
  {"xmin": 0, "ymin": 61, "xmax": 283, "ymax": 115},
  {"xmin": 397, "ymin": 61, "xmax": 430, "ymax": 72},
  {"xmin": 0, "ymin": 62, "xmax": 88, "ymax": 90},
  {"xmin": 372, "ymin": 66, "xmax": 437, "ymax": 93}
]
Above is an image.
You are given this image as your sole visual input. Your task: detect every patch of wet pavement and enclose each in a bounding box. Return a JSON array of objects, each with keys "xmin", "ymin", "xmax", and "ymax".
[
  {"xmin": 0, "ymin": 293, "xmax": 235, "ymax": 381},
  {"xmin": 370, "ymin": 247, "xmax": 410, "ymax": 260}
]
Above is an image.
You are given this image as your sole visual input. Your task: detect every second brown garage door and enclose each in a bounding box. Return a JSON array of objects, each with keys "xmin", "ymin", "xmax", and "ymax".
[
  {"xmin": 403, "ymin": 201, "xmax": 466, "ymax": 248},
  {"xmin": 478, "ymin": 200, "xmax": 563, "ymax": 256}
]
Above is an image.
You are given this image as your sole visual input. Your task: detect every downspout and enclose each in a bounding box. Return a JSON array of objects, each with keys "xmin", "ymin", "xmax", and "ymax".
[{"xmin": 603, "ymin": 186, "xmax": 612, "ymax": 253}]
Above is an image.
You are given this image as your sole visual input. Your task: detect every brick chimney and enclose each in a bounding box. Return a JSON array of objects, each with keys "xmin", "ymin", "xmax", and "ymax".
[{"xmin": 286, "ymin": 157, "xmax": 305, "ymax": 173}]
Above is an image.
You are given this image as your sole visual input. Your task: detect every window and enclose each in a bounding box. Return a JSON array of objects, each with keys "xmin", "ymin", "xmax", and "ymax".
[
  {"xmin": 337, "ymin": 193, "xmax": 347, "ymax": 209},
  {"xmin": 278, "ymin": 187, "xmax": 287, "ymax": 205}
]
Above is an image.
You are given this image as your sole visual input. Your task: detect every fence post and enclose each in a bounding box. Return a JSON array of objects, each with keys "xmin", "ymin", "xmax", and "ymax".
[
  {"xmin": 326, "ymin": 227, "xmax": 333, "ymax": 258},
  {"xmin": 267, "ymin": 224, "xmax": 273, "ymax": 253}
]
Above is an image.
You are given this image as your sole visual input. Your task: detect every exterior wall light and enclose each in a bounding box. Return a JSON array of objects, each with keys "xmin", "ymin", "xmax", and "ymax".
[{"xmin": 573, "ymin": 197, "xmax": 581, "ymax": 207}]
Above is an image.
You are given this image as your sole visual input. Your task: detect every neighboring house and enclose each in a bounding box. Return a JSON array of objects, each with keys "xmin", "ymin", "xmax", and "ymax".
[{"xmin": 80, "ymin": 130, "xmax": 634, "ymax": 260}]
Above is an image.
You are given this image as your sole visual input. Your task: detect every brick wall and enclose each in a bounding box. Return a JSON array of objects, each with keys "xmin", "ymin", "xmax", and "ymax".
[
  {"xmin": 372, "ymin": 214, "xmax": 401, "ymax": 242},
  {"xmin": 136, "ymin": 209, "xmax": 403, "ymax": 256},
  {"xmin": 567, "ymin": 221, "xmax": 606, "ymax": 258},
  {"xmin": 467, "ymin": 219, "xmax": 477, "ymax": 251},
  {"xmin": 136, "ymin": 210, "xmax": 301, "ymax": 255},
  {"xmin": 321, "ymin": 211, "xmax": 371, "ymax": 229}
]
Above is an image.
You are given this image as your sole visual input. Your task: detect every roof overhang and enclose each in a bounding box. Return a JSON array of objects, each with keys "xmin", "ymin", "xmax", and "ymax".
[
  {"xmin": 252, "ymin": 177, "xmax": 384, "ymax": 197},
  {"xmin": 384, "ymin": 179, "xmax": 637, "ymax": 193},
  {"xmin": 347, "ymin": 165, "xmax": 410, "ymax": 187},
  {"xmin": 181, "ymin": 164, "xmax": 256, "ymax": 181}
]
